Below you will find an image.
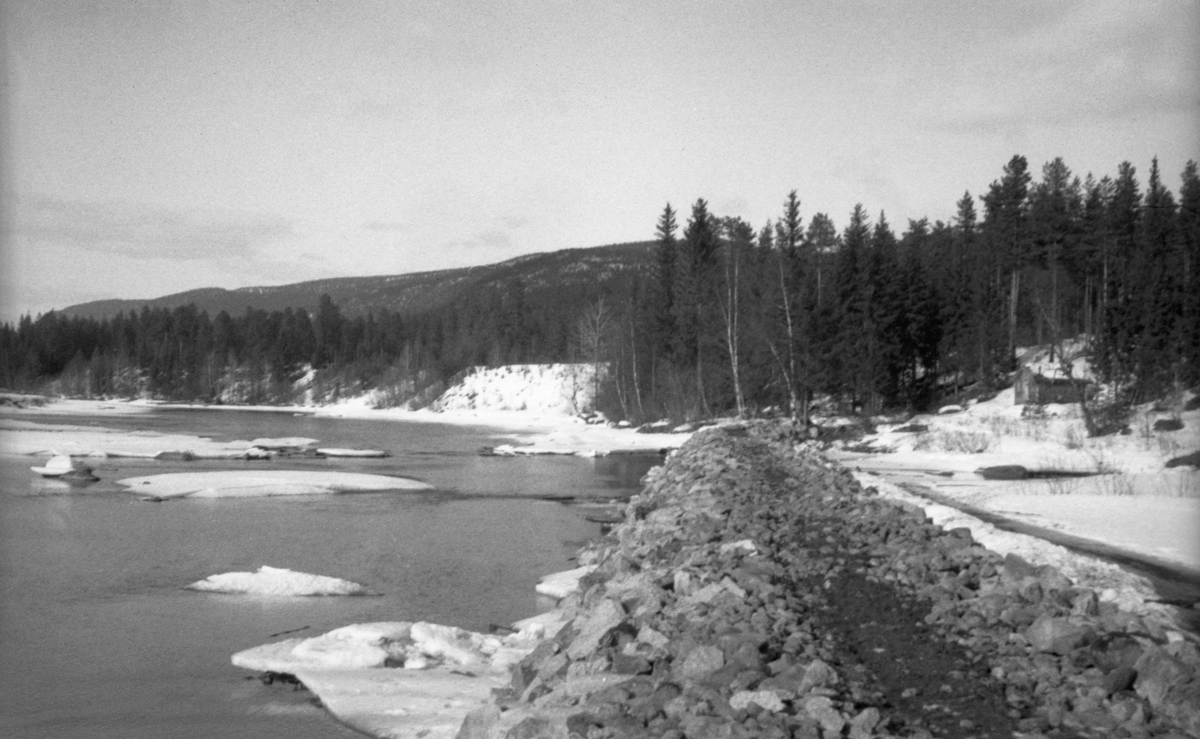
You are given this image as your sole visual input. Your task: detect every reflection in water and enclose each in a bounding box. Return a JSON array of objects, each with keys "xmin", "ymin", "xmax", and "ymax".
[{"xmin": 592, "ymin": 452, "xmax": 664, "ymax": 490}]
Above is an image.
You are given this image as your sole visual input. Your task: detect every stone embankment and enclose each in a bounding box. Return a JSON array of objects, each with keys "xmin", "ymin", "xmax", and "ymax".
[{"xmin": 461, "ymin": 423, "xmax": 1200, "ymax": 739}]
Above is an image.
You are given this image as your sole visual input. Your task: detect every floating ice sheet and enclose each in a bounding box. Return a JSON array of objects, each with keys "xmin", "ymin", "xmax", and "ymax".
[
  {"xmin": 117, "ymin": 470, "xmax": 433, "ymax": 498},
  {"xmin": 186, "ymin": 566, "xmax": 370, "ymax": 596}
]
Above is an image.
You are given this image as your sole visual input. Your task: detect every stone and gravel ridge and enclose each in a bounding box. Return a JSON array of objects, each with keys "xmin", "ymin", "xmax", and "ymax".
[{"xmin": 460, "ymin": 423, "xmax": 1200, "ymax": 739}]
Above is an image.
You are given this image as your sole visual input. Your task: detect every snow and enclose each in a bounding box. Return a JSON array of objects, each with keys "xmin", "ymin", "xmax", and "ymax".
[
  {"xmin": 318, "ymin": 363, "xmax": 691, "ymax": 456},
  {"xmin": 2, "ymin": 418, "xmax": 257, "ymax": 459},
  {"xmin": 831, "ymin": 386, "xmax": 1200, "ymax": 574},
  {"xmin": 534, "ymin": 564, "xmax": 597, "ymax": 599},
  {"xmin": 430, "ymin": 363, "xmax": 601, "ymax": 414},
  {"xmin": 1017, "ymin": 339, "xmax": 1092, "ymax": 380},
  {"xmin": 232, "ymin": 617, "xmax": 553, "ymax": 738},
  {"xmin": 292, "ymin": 668, "xmax": 503, "ymax": 739},
  {"xmin": 247, "ymin": 437, "xmax": 318, "ymax": 449},
  {"xmin": 186, "ymin": 566, "xmax": 370, "ymax": 596},
  {"xmin": 116, "ymin": 470, "xmax": 433, "ymax": 498},
  {"xmin": 316, "ymin": 447, "xmax": 389, "ymax": 457},
  {"xmin": 30, "ymin": 452, "xmax": 75, "ymax": 477}
]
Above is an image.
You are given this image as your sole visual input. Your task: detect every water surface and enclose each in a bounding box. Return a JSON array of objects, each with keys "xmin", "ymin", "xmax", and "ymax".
[{"xmin": 0, "ymin": 409, "xmax": 658, "ymax": 738}]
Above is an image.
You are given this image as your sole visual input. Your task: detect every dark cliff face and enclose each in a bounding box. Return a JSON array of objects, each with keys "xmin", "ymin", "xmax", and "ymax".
[{"xmin": 57, "ymin": 242, "xmax": 655, "ymax": 320}]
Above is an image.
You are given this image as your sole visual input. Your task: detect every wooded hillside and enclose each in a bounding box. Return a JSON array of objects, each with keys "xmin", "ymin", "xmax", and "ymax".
[{"xmin": 3, "ymin": 155, "xmax": 1196, "ymax": 424}]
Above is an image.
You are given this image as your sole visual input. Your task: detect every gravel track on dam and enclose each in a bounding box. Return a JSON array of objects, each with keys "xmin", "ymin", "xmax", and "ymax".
[{"xmin": 462, "ymin": 422, "xmax": 1200, "ymax": 738}]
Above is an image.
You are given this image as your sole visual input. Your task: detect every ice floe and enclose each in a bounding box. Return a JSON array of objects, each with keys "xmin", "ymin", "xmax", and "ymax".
[
  {"xmin": 116, "ymin": 470, "xmax": 432, "ymax": 498},
  {"xmin": 534, "ymin": 564, "xmax": 596, "ymax": 600},
  {"xmin": 30, "ymin": 452, "xmax": 76, "ymax": 477},
  {"xmin": 315, "ymin": 447, "xmax": 390, "ymax": 458},
  {"xmin": 186, "ymin": 566, "xmax": 370, "ymax": 596},
  {"xmin": 232, "ymin": 617, "xmax": 556, "ymax": 738}
]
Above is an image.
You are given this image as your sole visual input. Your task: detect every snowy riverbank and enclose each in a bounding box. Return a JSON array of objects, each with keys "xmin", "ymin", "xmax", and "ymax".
[{"xmin": 828, "ymin": 386, "xmax": 1200, "ymax": 573}]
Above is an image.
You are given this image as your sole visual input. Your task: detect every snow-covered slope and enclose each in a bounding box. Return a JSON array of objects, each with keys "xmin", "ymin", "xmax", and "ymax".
[{"xmin": 429, "ymin": 363, "xmax": 602, "ymax": 414}]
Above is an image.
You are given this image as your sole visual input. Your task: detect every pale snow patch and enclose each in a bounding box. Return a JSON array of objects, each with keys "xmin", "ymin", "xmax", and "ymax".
[{"xmin": 186, "ymin": 566, "xmax": 370, "ymax": 596}]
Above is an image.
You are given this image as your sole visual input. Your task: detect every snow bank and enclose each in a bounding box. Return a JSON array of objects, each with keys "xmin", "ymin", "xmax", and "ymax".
[
  {"xmin": 116, "ymin": 470, "xmax": 432, "ymax": 498},
  {"xmin": 186, "ymin": 566, "xmax": 369, "ymax": 596},
  {"xmin": 430, "ymin": 364, "xmax": 601, "ymax": 414},
  {"xmin": 834, "ymin": 385, "xmax": 1200, "ymax": 574}
]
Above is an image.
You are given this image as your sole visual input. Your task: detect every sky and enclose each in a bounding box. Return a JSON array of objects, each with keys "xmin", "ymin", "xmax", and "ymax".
[{"xmin": 1, "ymin": 0, "xmax": 1197, "ymax": 322}]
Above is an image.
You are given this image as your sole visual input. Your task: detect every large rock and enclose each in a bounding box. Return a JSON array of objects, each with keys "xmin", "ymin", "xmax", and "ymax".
[
  {"xmin": 1134, "ymin": 646, "xmax": 1191, "ymax": 708},
  {"xmin": 564, "ymin": 598, "xmax": 625, "ymax": 661},
  {"xmin": 978, "ymin": 465, "xmax": 1029, "ymax": 480},
  {"xmin": 676, "ymin": 644, "xmax": 725, "ymax": 681},
  {"xmin": 1025, "ymin": 615, "xmax": 1094, "ymax": 655}
]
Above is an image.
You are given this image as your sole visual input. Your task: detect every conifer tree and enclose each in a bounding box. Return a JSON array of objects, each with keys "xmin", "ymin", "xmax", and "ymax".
[
  {"xmin": 1178, "ymin": 161, "xmax": 1200, "ymax": 385},
  {"xmin": 651, "ymin": 203, "xmax": 678, "ymax": 359},
  {"xmin": 673, "ymin": 199, "xmax": 720, "ymax": 416},
  {"xmin": 982, "ymin": 156, "xmax": 1032, "ymax": 365}
]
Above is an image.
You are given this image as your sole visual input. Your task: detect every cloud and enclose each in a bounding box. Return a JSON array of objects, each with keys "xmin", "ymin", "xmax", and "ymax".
[{"xmin": 14, "ymin": 195, "xmax": 292, "ymax": 260}]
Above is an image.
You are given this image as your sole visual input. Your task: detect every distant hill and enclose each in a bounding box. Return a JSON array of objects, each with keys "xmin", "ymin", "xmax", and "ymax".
[{"xmin": 60, "ymin": 242, "xmax": 656, "ymax": 320}]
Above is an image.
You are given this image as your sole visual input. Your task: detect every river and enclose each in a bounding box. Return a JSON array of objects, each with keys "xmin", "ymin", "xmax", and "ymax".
[{"xmin": 0, "ymin": 408, "xmax": 659, "ymax": 738}]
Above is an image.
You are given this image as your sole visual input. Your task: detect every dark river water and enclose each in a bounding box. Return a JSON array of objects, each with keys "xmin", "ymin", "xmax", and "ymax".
[{"xmin": 0, "ymin": 408, "xmax": 660, "ymax": 738}]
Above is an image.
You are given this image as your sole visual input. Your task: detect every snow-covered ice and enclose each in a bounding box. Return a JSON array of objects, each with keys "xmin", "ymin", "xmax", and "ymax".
[
  {"xmin": 116, "ymin": 470, "xmax": 432, "ymax": 498},
  {"xmin": 232, "ymin": 618, "xmax": 552, "ymax": 738},
  {"xmin": 535, "ymin": 564, "xmax": 596, "ymax": 600},
  {"xmin": 186, "ymin": 566, "xmax": 370, "ymax": 596},
  {"xmin": 316, "ymin": 447, "xmax": 389, "ymax": 457},
  {"xmin": 30, "ymin": 452, "xmax": 75, "ymax": 477}
]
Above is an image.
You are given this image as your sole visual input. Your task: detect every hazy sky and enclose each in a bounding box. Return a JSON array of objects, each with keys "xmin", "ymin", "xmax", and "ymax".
[{"xmin": 2, "ymin": 0, "xmax": 1197, "ymax": 321}]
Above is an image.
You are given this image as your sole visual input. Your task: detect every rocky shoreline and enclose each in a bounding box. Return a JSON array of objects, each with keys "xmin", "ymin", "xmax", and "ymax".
[{"xmin": 460, "ymin": 422, "xmax": 1200, "ymax": 738}]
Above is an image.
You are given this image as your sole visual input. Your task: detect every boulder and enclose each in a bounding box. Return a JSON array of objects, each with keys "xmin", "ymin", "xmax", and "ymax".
[
  {"xmin": 1152, "ymin": 418, "xmax": 1184, "ymax": 432},
  {"xmin": 800, "ymin": 695, "xmax": 845, "ymax": 734},
  {"xmin": 1165, "ymin": 450, "xmax": 1200, "ymax": 469},
  {"xmin": 1025, "ymin": 615, "xmax": 1094, "ymax": 655},
  {"xmin": 729, "ymin": 689, "xmax": 785, "ymax": 713},
  {"xmin": 564, "ymin": 598, "xmax": 625, "ymax": 661},
  {"xmin": 978, "ymin": 465, "xmax": 1029, "ymax": 480},
  {"xmin": 1134, "ymin": 646, "xmax": 1191, "ymax": 708},
  {"xmin": 675, "ymin": 644, "xmax": 725, "ymax": 681}
]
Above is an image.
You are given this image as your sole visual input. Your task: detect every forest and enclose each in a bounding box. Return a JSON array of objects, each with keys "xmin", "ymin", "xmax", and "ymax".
[{"xmin": 2, "ymin": 155, "xmax": 1197, "ymax": 430}]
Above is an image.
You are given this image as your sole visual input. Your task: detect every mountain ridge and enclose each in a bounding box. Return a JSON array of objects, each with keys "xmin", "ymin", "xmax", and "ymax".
[{"xmin": 59, "ymin": 241, "xmax": 655, "ymax": 320}]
